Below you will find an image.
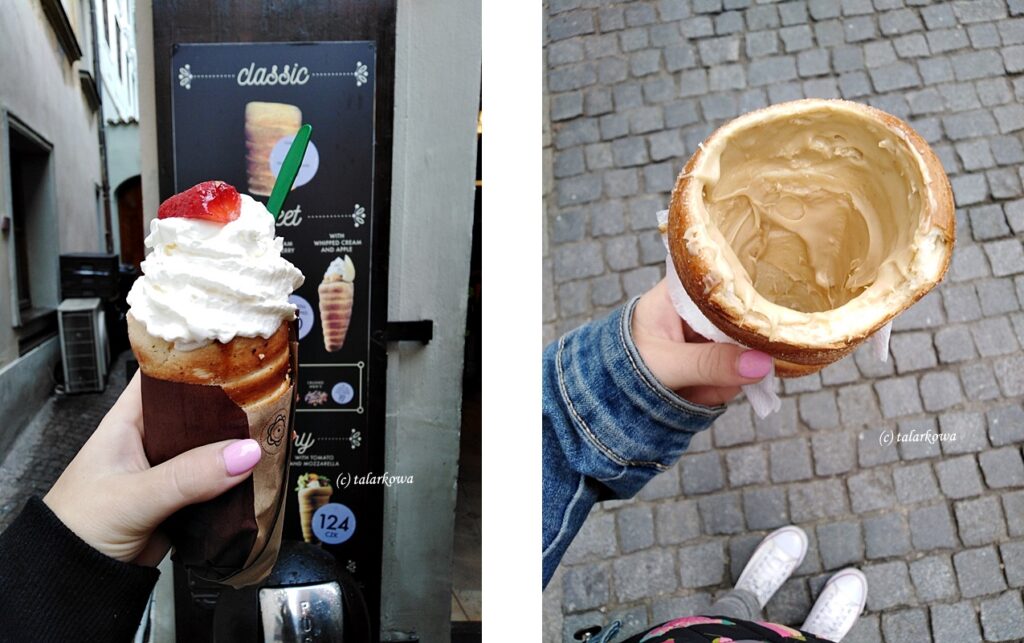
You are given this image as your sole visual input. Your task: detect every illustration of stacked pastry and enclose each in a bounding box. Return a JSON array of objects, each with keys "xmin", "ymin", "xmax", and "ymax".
[
  {"xmin": 245, "ymin": 101, "xmax": 302, "ymax": 196},
  {"xmin": 295, "ymin": 473, "xmax": 333, "ymax": 544},
  {"xmin": 318, "ymin": 255, "xmax": 355, "ymax": 352}
]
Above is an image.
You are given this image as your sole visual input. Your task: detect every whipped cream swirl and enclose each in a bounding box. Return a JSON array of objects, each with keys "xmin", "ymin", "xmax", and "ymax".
[{"xmin": 127, "ymin": 194, "xmax": 304, "ymax": 350}]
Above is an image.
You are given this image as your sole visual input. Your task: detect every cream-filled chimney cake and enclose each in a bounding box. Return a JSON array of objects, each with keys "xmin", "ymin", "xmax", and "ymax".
[{"xmin": 667, "ymin": 99, "xmax": 955, "ymax": 377}]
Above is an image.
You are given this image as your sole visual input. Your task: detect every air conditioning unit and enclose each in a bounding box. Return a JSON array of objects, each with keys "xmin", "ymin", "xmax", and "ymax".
[{"xmin": 58, "ymin": 298, "xmax": 109, "ymax": 394}]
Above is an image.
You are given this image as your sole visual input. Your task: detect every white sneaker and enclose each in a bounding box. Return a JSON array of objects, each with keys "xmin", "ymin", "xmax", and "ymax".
[
  {"xmin": 801, "ymin": 568, "xmax": 868, "ymax": 642},
  {"xmin": 734, "ymin": 526, "xmax": 809, "ymax": 608}
]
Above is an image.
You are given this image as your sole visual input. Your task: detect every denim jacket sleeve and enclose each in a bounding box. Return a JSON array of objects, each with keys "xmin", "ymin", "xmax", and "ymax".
[{"xmin": 542, "ymin": 297, "xmax": 727, "ymax": 587}]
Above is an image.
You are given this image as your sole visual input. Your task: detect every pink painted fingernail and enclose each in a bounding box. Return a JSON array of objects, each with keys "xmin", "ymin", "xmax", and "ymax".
[
  {"xmin": 223, "ymin": 439, "xmax": 261, "ymax": 476},
  {"xmin": 738, "ymin": 350, "xmax": 772, "ymax": 379}
]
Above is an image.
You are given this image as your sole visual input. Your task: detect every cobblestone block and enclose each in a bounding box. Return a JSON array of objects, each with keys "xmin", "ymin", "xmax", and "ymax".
[
  {"xmin": 955, "ymin": 545, "xmax": 1007, "ymax": 598},
  {"xmin": 875, "ymin": 376, "xmax": 923, "ymax": 418},
  {"xmin": 712, "ymin": 402, "xmax": 755, "ymax": 448},
  {"xmin": 746, "ymin": 30, "xmax": 780, "ymax": 57},
  {"xmin": 995, "ymin": 103, "xmax": 1024, "ymax": 135},
  {"xmin": 946, "ymin": 109, "xmax": 1000, "ymax": 141},
  {"xmin": 978, "ymin": 78, "xmax": 1014, "ymax": 107},
  {"xmin": 563, "ymin": 563, "xmax": 611, "ymax": 612},
  {"xmin": 698, "ymin": 36, "xmax": 741, "ymax": 66},
  {"xmin": 803, "ymin": 77, "xmax": 840, "ymax": 98},
  {"xmin": 953, "ymin": 171, "xmax": 990, "ymax": 206},
  {"xmin": 598, "ymin": 112, "xmax": 629, "ymax": 141},
  {"xmin": 940, "ymin": 410, "xmax": 989, "ymax": 454},
  {"xmin": 603, "ymin": 169, "xmax": 639, "ymax": 200},
  {"xmin": 909, "ymin": 503, "xmax": 959, "ymax": 551},
  {"xmin": 869, "ymin": 61, "xmax": 921, "ymax": 91},
  {"xmin": 708, "ymin": 63, "xmax": 746, "ymax": 91},
  {"xmin": 950, "ymin": 245, "xmax": 991, "ymax": 282},
  {"xmin": 727, "ymin": 532, "xmax": 762, "ymax": 583},
  {"xmin": 797, "ymin": 48, "xmax": 830, "ymax": 76},
  {"xmin": 779, "ymin": 0, "xmax": 808, "ymax": 25},
  {"xmin": 934, "ymin": 325, "xmax": 977, "ymax": 363},
  {"xmin": 953, "ymin": 50, "xmax": 1006, "ymax": 82},
  {"xmin": 664, "ymin": 44, "xmax": 698, "ymax": 72},
  {"xmin": 894, "ymin": 462, "xmax": 940, "ymax": 504},
  {"xmin": 1005, "ymin": 44, "xmax": 1024, "ymax": 72},
  {"xmin": 638, "ymin": 466, "xmax": 679, "ymax": 505},
  {"xmin": 837, "ymin": 383, "xmax": 882, "ymax": 426},
  {"xmin": 911, "ymin": 555, "xmax": 958, "ymax": 603},
  {"xmin": 920, "ymin": 371, "xmax": 965, "ymax": 412},
  {"xmin": 725, "ymin": 445, "xmax": 768, "ymax": 487},
  {"xmin": 897, "ymin": 417, "xmax": 942, "ymax": 460},
  {"xmin": 1005, "ymin": 490, "xmax": 1024, "ymax": 537},
  {"xmin": 700, "ymin": 93, "xmax": 739, "ymax": 121},
  {"xmin": 1002, "ymin": 542, "xmax": 1024, "ymax": 587},
  {"xmin": 863, "ymin": 561, "xmax": 914, "ymax": 611},
  {"xmin": 637, "ymin": 230, "xmax": 666, "ymax": 265},
  {"xmin": 698, "ymin": 492, "xmax": 744, "ymax": 535},
  {"xmin": 556, "ymin": 117, "xmax": 602, "ymax": 150},
  {"xmin": 843, "ymin": 614, "xmax": 883, "ymax": 643},
  {"xmin": 693, "ymin": 0, "xmax": 721, "ymax": 13},
  {"xmin": 811, "ymin": 431, "xmax": 856, "ymax": 477},
  {"xmin": 922, "ymin": 3, "xmax": 956, "ymax": 29},
  {"xmin": 663, "ymin": 101, "xmax": 699, "ymax": 129},
  {"xmin": 769, "ymin": 80, "xmax": 806, "ymax": 103},
  {"xmin": 677, "ymin": 69, "xmax": 709, "ymax": 98},
  {"xmin": 987, "ymin": 404, "xmax": 1024, "ymax": 446},
  {"xmin": 550, "ymin": 208, "xmax": 586, "ymax": 243},
  {"xmin": 588, "ymin": 201, "xmax": 624, "ymax": 237},
  {"xmin": 808, "ymin": 0, "xmax": 840, "ymax": 19},
  {"xmin": 780, "ymin": 25, "xmax": 814, "ymax": 52},
  {"xmin": 838, "ymin": 70, "xmax": 873, "ymax": 97},
  {"xmin": 789, "ymin": 479, "xmax": 848, "ymax": 522},
  {"xmin": 563, "ymin": 511, "xmax": 617, "ymax": 565},
  {"xmin": 893, "ymin": 33, "xmax": 930, "ymax": 58},
  {"xmin": 650, "ymin": 593, "xmax": 711, "ymax": 625},
  {"xmin": 743, "ymin": 487, "xmax": 789, "ymax": 530},
  {"xmin": 993, "ymin": 136, "xmax": 1024, "ymax": 165},
  {"xmin": 972, "ymin": 317, "xmax": 1020, "ymax": 357},
  {"xmin": 936, "ymin": 455, "xmax": 985, "ymax": 499},
  {"xmin": 642, "ymin": 162, "xmax": 675, "ymax": 192},
  {"xmin": 548, "ymin": 11, "xmax": 596, "ymax": 42},
  {"xmin": 749, "ymin": 55, "xmax": 798, "ymax": 86},
  {"xmin": 714, "ymin": 10, "xmax": 744, "ymax": 35},
  {"xmin": 769, "ymin": 438, "xmax": 813, "ymax": 483},
  {"xmin": 681, "ymin": 15, "xmax": 714, "ymax": 39},
  {"xmin": 1001, "ymin": 17, "xmax": 1024, "ymax": 44},
  {"xmin": 616, "ymin": 504, "xmax": 655, "ymax": 554},
  {"xmin": 584, "ymin": 89, "xmax": 614, "ymax": 117},
  {"xmin": 832, "ymin": 44, "xmax": 865, "ymax": 72},
  {"xmin": 994, "ymin": 354, "xmax": 1024, "ymax": 396},
  {"xmin": 980, "ymin": 447, "xmax": 1024, "ymax": 489},
  {"xmin": 985, "ymin": 239, "xmax": 1024, "ymax": 276},
  {"xmin": 842, "ymin": 0, "xmax": 874, "ymax": 15},
  {"xmin": 755, "ymin": 397, "xmax": 800, "ymax": 440},
  {"xmin": 613, "ymin": 83, "xmax": 644, "ymax": 110},
  {"xmin": 849, "ymin": 469, "xmax": 896, "ymax": 513},
  {"xmin": 558, "ymin": 280, "xmax": 592, "ymax": 317},
  {"xmin": 988, "ymin": 167, "xmax": 1024, "ymax": 198},
  {"xmin": 611, "ymin": 136, "xmax": 649, "ymax": 168},
  {"xmin": 981, "ymin": 591, "xmax": 1024, "ymax": 642},
  {"xmin": 881, "ymin": 609, "xmax": 930, "ymax": 642},
  {"xmin": 955, "ymin": 0, "xmax": 1008, "ymax": 23},
  {"xmin": 798, "ymin": 390, "xmax": 840, "ymax": 429},
  {"xmin": 677, "ymin": 540, "xmax": 725, "ymax": 589},
  {"xmin": 978, "ymin": 278, "xmax": 1020, "ymax": 316},
  {"xmin": 957, "ymin": 496, "xmax": 1007, "ymax": 546},
  {"xmin": 622, "ymin": 265, "xmax": 661, "ymax": 297},
  {"xmin": 927, "ymin": 27, "xmax": 970, "ymax": 54},
  {"xmin": 959, "ymin": 141, "xmax": 998, "ymax": 172},
  {"xmin": 654, "ymin": 499, "xmax": 701, "ymax": 546},
  {"xmin": 880, "ymin": 8, "xmax": 923, "ymax": 35},
  {"xmin": 865, "ymin": 512, "xmax": 912, "ymax": 559},
  {"xmin": 619, "ymin": 28, "xmax": 650, "ymax": 54},
  {"xmin": 613, "ymin": 548, "xmax": 677, "ymax": 602},
  {"xmin": 971, "ymin": 203, "xmax": 1011, "ymax": 240},
  {"xmin": 865, "ymin": 40, "xmax": 897, "ymax": 68},
  {"xmin": 817, "ymin": 521, "xmax": 863, "ymax": 570},
  {"xmin": 745, "ymin": 5, "xmax": 780, "ymax": 30},
  {"xmin": 918, "ymin": 57, "xmax": 954, "ymax": 84},
  {"xmin": 931, "ymin": 601, "xmax": 984, "ymax": 642},
  {"xmin": 553, "ymin": 240, "xmax": 604, "ymax": 282}
]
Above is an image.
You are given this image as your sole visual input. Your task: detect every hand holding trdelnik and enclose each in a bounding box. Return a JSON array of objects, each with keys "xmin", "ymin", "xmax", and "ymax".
[{"xmin": 319, "ymin": 255, "xmax": 356, "ymax": 352}]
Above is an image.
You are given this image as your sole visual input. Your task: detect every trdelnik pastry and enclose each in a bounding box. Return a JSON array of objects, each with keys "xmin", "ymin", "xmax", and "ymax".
[
  {"xmin": 667, "ymin": 99, "xmax": 955, "ymax": 376},
  {"xmin": 318, "ymin": 255, "xmax": 356, "ymax": 352},
  {"xmin": 126, "ymin": 180, "xmax": 304, "ymax": 587}
]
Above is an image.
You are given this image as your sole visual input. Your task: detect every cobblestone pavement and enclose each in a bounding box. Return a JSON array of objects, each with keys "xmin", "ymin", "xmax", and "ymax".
[
  {"xmin": 0, "ymin": 352, "xmax": 130, "ymax": 532},
  {"xmin": 542, "ymin": 1, "xmax": 1024, "ymax": 641}
]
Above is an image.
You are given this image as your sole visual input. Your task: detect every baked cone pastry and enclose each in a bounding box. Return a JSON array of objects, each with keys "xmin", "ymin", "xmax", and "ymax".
[
  {"xmin": 128, "ymin": 314, "xmax": 292, "ymax": 409},
  {"xmin": 319, "ymin": 256, "xmax": 356, "ymax": 352},
  {"xmin": 667, "ymin": 99, "xmax": 955, "ymax": 376},
  {"xmin": 245, "ymin": 101, "xmax": 302, "ymax": 196}
]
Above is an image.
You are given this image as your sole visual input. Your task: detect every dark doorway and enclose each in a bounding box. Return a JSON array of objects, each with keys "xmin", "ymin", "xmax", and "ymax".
[{"xmin": 115, "ymin": 175, "xmax": 144, "ymax": 268}]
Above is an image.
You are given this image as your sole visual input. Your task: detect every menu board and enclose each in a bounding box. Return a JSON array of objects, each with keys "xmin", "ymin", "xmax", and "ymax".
[{"xmin": 170, "ymin": 42, "xmax": 381, "ymax": 603}]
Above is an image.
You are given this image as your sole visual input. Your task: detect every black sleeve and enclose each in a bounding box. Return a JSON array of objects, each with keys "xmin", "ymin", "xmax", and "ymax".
[{"xmin": 0, "ymin": 497, "xmax": 160, "ymax": 643}]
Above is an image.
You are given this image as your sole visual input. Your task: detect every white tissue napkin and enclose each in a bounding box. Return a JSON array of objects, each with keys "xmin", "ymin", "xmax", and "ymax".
[{"xmin": 655, "ymin": 210, "xmax": 891, "ymax": 419}]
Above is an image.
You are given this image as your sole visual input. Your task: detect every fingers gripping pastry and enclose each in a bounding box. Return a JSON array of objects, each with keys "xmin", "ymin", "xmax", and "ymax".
[
  {"xmin": 667, "ymin": 99, "xmax": 955, "ymax": 376},
  {"xmin": 318, "ymin": 256, "xmax": 355, "ymax": 353}
]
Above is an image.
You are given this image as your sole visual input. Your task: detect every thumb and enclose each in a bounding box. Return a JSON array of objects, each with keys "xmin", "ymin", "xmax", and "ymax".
[
  {"xmin": 650, "ymin": 342, "xmax": 773, "ymax": 390},
  {"xmin": 136, "ymin": 439, "xmax": 262, "ymax": 525}
]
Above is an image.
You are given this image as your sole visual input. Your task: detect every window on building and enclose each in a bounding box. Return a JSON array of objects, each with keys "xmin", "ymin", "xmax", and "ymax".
[
  {"xmin": 6, "ymin": 115, "xmax": 59, "ymax": 354},
  {"xmin": 102, "ymin": 0, "xmax": 109, "ymax": 45}
]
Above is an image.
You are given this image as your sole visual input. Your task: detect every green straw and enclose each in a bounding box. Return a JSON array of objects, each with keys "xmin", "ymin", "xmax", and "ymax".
[{"xmin": 267, "ymin": 123, "xmax": 313, "ymax": 219}]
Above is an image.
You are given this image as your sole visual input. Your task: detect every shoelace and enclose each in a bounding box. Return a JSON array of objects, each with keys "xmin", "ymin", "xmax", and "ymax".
[
  {"xmin": 738, "ymin": 544, "xmax": 796, "ymax": 604},
  {"xmin": 805, "ymin": 586, "xmax": 861, "ymax": 639}
]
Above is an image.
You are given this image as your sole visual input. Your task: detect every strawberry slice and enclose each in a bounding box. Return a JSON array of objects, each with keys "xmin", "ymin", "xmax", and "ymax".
[{"xmin": 157, "ymin": 180, "xmax": 241, "ymax": 223}]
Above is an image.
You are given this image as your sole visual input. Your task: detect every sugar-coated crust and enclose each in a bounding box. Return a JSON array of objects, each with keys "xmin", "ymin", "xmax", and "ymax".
[
  {"xmin": 127, "ymin": 313, "xmax": 291, "ymax": 407},
  {"xmin": 668, "ymin": 99, "xmax": 955, "ymax": 377}
]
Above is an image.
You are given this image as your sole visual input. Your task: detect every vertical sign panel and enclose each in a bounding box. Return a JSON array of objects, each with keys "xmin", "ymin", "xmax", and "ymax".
[{"xmin": 170, "ymin": 42, "xmax": 382, "ymax": 625}]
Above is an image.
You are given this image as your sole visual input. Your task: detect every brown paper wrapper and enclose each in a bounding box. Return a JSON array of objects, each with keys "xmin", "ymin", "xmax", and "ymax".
[{"xmin": 140, "ymin": 328, "xmax": 299, "ymax": 588}]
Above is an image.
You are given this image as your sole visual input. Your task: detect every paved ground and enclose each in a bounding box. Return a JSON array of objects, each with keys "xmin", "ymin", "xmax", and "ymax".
[
  {"xmin": 0, "ymin": 352, "xmax": 130, "ymax": 532},
  {"xmin": 543, "ymin": 1, "xmax": 1024, "ymax": 641}
]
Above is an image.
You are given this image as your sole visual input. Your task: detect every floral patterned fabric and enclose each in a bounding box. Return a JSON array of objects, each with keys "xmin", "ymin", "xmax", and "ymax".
[{"xmin": 618, "ymin": 616, "xmax": 835, "ymax": 643}]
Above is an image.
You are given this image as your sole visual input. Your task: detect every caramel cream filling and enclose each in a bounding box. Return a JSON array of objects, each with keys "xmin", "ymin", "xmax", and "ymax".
[{"xmin": 682, "ymin": 101, "xmax": 948, "ymax": 346}]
